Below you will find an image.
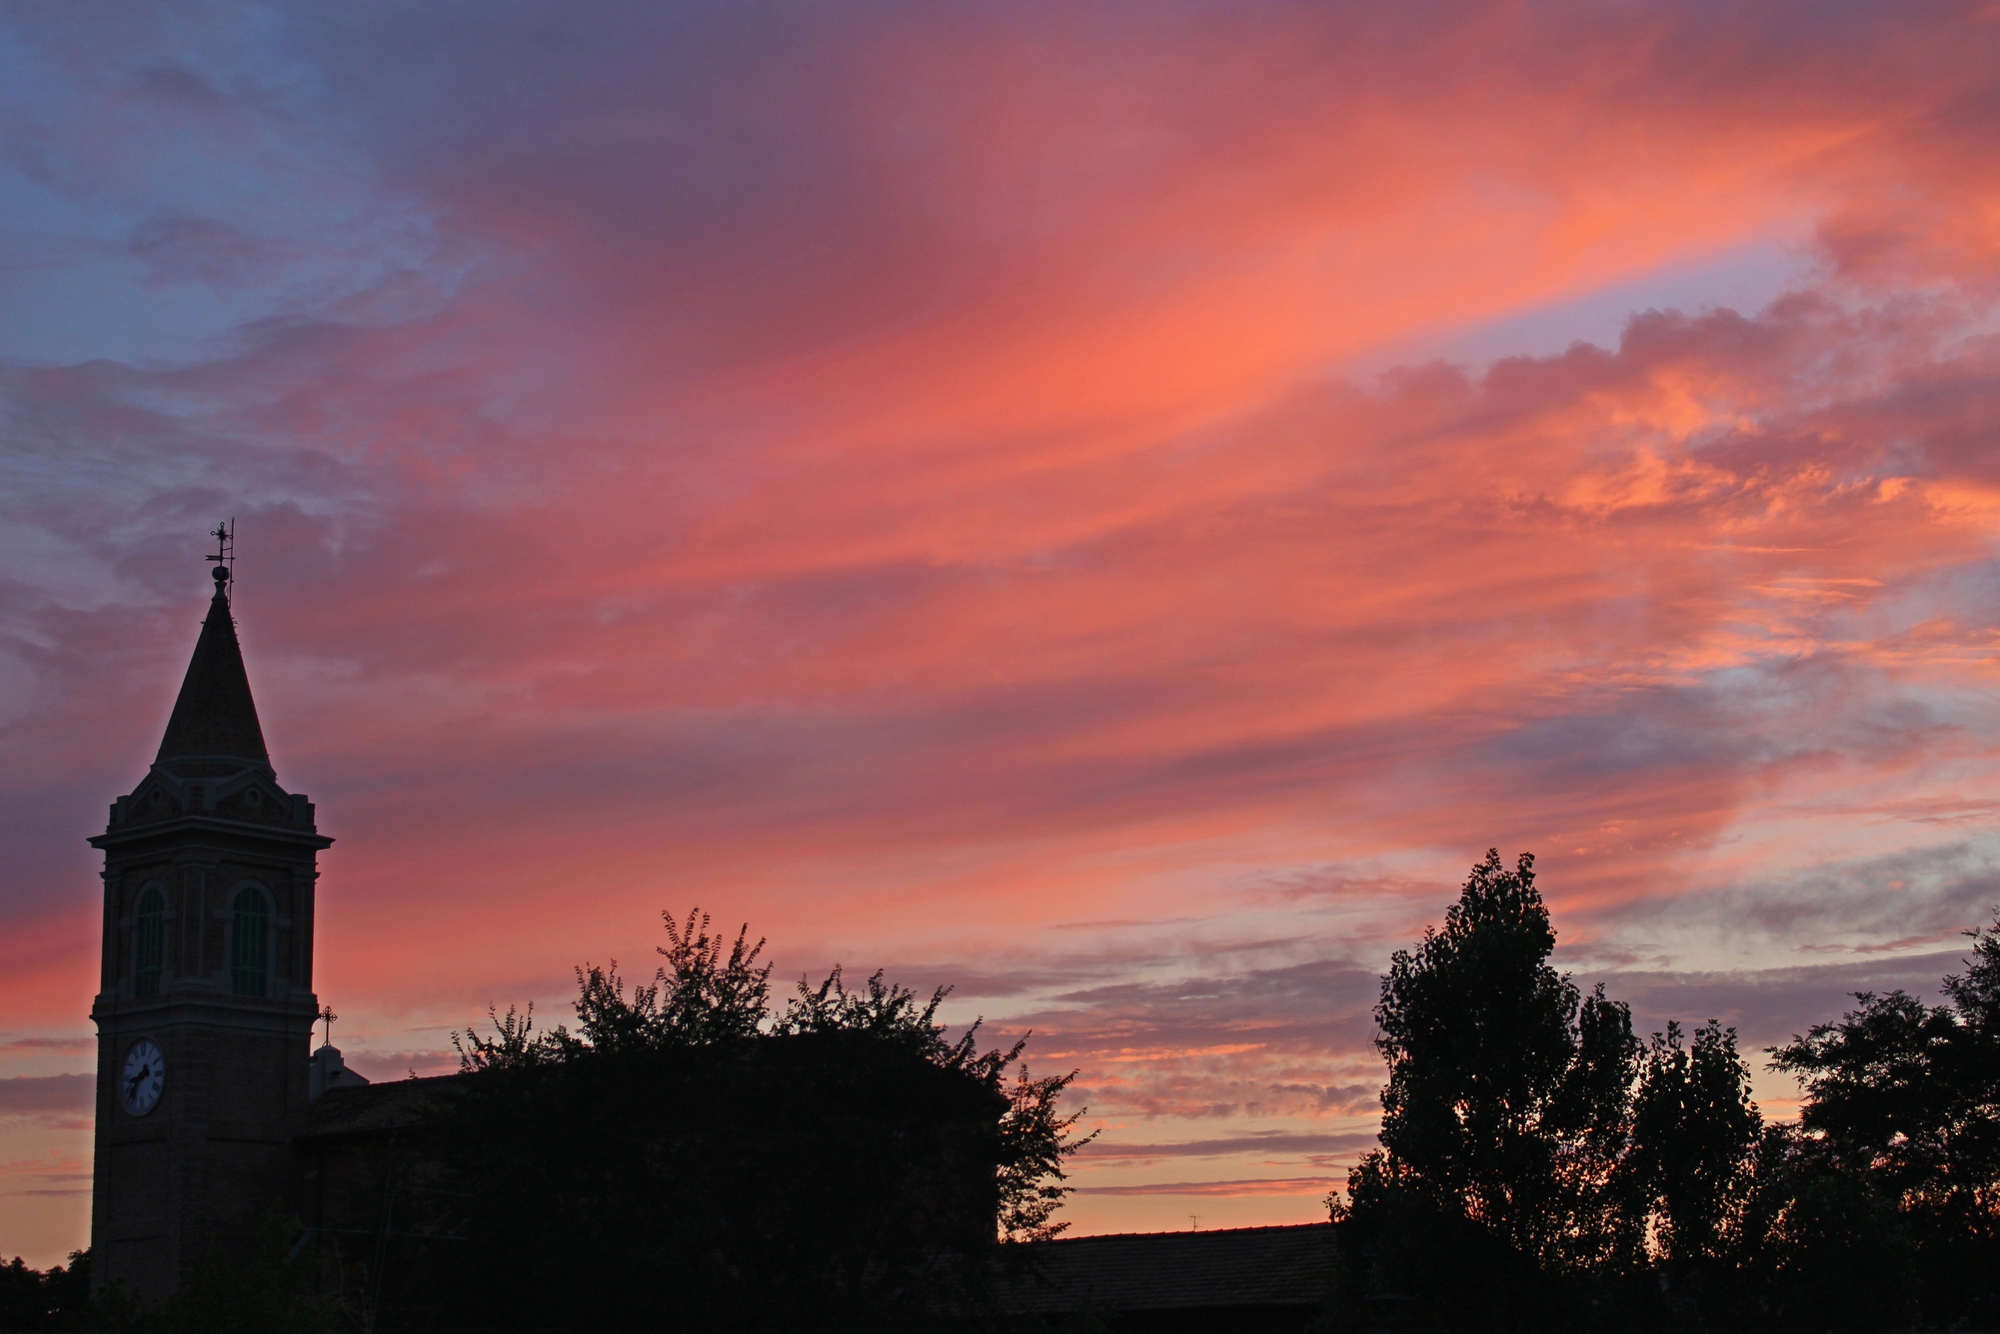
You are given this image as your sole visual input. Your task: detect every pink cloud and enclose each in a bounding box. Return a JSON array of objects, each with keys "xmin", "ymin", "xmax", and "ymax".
[
  {"xmin": 6, "ymin": 0, "xmax": 2000, "ymax": 1263},
  {"xmin": 1073, "ymin": 1177, "xmax": 1342, "ymax": 1198},
  {"xmin": 0, "ymin": 1076, "xmax": 93, "ymax": 1118}
]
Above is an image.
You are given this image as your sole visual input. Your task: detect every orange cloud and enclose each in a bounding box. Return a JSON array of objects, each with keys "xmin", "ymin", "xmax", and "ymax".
[{"xmin": 5, "ymin": 0, "xmax": 2000, "ymax": 1265}]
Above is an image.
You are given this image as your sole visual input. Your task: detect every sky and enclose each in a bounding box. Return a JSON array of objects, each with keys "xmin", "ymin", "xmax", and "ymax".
[{"xmin": 5, "ymin": 0, "xmax": 2000, "ymax": 1266}]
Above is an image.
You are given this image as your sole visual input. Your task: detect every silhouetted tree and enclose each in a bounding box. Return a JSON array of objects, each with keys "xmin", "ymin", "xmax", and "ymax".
[
  {"xmin": 455, "ymin": 908, "xmax": 774, "ymax": 1067},
  {"xmin": 0, "ymin": 1250, "xmax": 89, "ymax": 1331},
  {"xmin": 1734, "ymin": 1122, "xmax": 1920, "ymax": 1334},
  {"xmin": 1329, "ymin": 869, "xmax": 2000, "ymax": 1334},
  {"xmin": 1765, "ymin": 909, "xmax": 2000, "ymax": 1328},
  {"xmin": 411, "ymin": 908, "xmax": 1089, "ymax": 1332},
  {"xmin": 1770, "ymin": 990, "xmax": 1961, "ymax": 1195},
  {"xmin": 1332, "ymin": 850, "xmax": 1637, "ymax": 1328},
  {"xmin": 771, "ymin": 964, "xmax": 1094, "ymax": 1242},
  {"xmin": 1622, "ymin": 1020, "xmax": 1760, "ymax": 1264},
  {"xmin": 143, "ymin": 1219, "xmax": 334, "ymax": 1334}
]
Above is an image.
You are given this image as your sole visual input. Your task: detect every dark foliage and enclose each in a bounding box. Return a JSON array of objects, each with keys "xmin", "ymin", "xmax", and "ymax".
[
  {"xmin": 3, "ymin": 1226, "xmax": 330, "ymax": 1334},
  {"xmin": 1622, "ymin": 1020, "xmax": 1760, "ymax": 1264},
  {"xmin": 357, "ymin": 909, "xmax": 1091, "ymax": 1333},
  {"xmin": 1733, "ymin": 1124, "xmax": 1919, "ymax": 1334},
  {"xmin": 0, "ymin": 1250, "xmax": 89, "ymax": 1331},
  {"xmin": 140, "ymin": 1219, "xmax": 334, "ymax": 1334},
  {"xmin": 1331, "ymin": 851, "xmax": 2000, "ymax": 1334},
  {"xmin": 1767, "ymin": 918, "xmax": 2000, "ymax": 1330},
  {"xmin": 771, "ymin": 963, "xmax": 1096, "ymax": 1243},
  {"xmin": 1332, "ymin": 851, "xmax": 1639, "ymax": 1329}
]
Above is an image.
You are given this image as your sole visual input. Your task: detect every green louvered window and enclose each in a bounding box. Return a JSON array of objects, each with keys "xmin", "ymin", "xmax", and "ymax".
[
  {"xmin": 230, "ymin": 887, "xmax": 269, "ymax": 997},
  {"xmin": 134, "ymin": 887, "xmax": 164, "ymax": 998}
]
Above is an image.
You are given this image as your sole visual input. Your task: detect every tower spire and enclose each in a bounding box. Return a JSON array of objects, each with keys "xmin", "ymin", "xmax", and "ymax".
[{"xmin": 154, "ymin": 528, "xmax": 269, "ymax": 768}]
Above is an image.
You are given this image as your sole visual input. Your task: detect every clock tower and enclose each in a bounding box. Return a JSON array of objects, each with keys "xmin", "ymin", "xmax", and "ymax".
[{"xmin": 87, "ymin": 547, "xmax": 332, "ymax": 1301}]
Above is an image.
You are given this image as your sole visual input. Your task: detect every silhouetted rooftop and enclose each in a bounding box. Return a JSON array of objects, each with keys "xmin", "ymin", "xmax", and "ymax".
[
  {"xmin": 302, "ymin": 1076, "xmax": 450, "ymax": 1143},
  {"xmin": 1006, "ymin": 1222, "xmax": 1335, "ymax": 1317}
]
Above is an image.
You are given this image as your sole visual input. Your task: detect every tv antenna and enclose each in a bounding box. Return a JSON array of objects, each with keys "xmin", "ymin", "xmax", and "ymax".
[
  {"xmin": 1188, "ymin": 1214, "xmax": 1202, "ymax": 1231},
  {"xmin": 205, "ymin": 520, "xmax": 234, "ymax": 600}
]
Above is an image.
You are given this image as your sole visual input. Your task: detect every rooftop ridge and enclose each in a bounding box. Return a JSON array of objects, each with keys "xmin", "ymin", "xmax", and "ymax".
[{"xmin": 1036, "ymin": 1221, "xmax": 1333, "ymax": 1244}]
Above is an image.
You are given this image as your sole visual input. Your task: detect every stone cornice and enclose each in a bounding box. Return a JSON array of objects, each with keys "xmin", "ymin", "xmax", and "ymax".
[
  {"xmin": 91, "ymin": 992, "xmax": 322, "ymax": 1036},
  {"xmin": 89, "ymin": 814, "xmax": 333, "ymax": 854}
]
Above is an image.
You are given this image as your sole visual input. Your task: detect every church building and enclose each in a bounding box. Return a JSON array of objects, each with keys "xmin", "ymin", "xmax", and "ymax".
[{"xmin": 85, "ymin": 548, "xmax": 1333, "ymax": 1329}]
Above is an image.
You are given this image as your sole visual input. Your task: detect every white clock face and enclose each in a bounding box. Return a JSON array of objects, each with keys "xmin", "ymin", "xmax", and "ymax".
[{"xmin": 119, "ymin": 1039, "xmax": 166, "ymax": 1117}]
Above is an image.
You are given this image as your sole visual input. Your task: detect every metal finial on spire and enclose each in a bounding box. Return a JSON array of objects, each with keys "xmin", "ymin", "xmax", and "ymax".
[
  {"xmin": 319, "ymin": 1005, "xmax": 337, "ymax": 1048},
  {"xmin": 204, "ymin": 520, "xmax": 235, "ymax": 599},
  {"xmin": 155, "ymin": 519, "xmax": 268, "ymax": 768}
]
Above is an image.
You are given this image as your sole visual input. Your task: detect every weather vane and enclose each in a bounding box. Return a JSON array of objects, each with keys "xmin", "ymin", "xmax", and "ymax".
[{"xmin": 204, "ymin": 519, "xmax": 234, "ymax": 599}]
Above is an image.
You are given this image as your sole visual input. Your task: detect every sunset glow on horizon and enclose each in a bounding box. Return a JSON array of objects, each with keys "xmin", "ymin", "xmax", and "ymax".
[{"xmin": 6, "ymin": 0, "xmax": 2000, "ymax": 1266}]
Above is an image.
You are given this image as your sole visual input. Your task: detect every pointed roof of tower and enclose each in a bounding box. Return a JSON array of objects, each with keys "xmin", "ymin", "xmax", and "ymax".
[{"xmin": 155, "ymin": 571, "xmax": 270, "ymax": 767}]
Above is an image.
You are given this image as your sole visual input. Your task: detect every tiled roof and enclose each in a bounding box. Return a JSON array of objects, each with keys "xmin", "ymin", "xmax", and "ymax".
[{"xmin": 1003, "ymin": 1222, "xmax": 1336, "ymax": 1314}]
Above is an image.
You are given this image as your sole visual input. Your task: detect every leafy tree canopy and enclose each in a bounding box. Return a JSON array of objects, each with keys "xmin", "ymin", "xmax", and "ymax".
[
  {"xmin": 1355, "ymin": 849, "xmax": 1638, "ymax": 1269},
  {"xmin": 1336, "ymin": 855, "xmax": 2000, "ymax": 1334},
  {"xmin": 451, "ymin": 907, "xmax": 1091, "ymax": 1246}
]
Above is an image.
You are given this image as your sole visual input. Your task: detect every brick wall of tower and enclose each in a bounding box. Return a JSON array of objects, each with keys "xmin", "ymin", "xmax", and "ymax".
[
  {"xmin": 89, "ymin": 791, "xmax": 329, "ymax": 1302},
  {"xmin": 90, "ymin": 1014, "xmax": 315, "ymax": 1299},
  {"xmin": 98, "ymin": 857, "xmax": 314, "ymax": 1001}
]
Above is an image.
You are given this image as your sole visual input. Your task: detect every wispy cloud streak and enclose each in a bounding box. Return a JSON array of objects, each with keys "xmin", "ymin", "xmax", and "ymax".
[{"xmin": 5, "ymin": 0, "xmax": 2000, "ymax": 1258}]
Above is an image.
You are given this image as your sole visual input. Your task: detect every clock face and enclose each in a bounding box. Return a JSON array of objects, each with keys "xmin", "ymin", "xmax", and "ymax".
[{"xmin": 119, "ymin": 1039, "xmax": 166, "ymax": 1117}]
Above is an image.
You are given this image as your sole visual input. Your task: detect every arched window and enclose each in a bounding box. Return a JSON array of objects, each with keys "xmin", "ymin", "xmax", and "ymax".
[
  {"xmin": 229, "ymin": 886, "xmax": 269, "ymax": 998},
  {"xmin": 134, "ymin": 886, "xmax": 164, "ymax": 998}
]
